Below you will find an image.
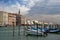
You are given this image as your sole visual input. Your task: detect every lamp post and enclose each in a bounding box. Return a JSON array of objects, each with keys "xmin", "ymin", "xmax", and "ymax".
[{"xmin": 12, "ymin": 22, "xmax": 14, "ymax": 36}]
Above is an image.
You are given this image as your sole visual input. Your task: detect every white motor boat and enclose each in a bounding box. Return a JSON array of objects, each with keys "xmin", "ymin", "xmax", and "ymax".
[{"xmin": 25, "ymin": 28, "xmax": 47, "ymax": 36}]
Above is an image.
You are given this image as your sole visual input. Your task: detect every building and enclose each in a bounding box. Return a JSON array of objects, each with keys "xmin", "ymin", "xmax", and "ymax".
[
  {"xmin": 0, "ymin": 11, "xmax": 8, "ymax": 26},
  {"xmin": 8, "ymin": 13, "xmax": 16, "ymax": 26},
  {"xmin": 16, "ymin": 10, "xmax": 26, "ymax": 26},
  {"xmin": 16, "ymin": 14, "xmax": 21, "ymax": 26},
  {"xmin": 16, "ymin": 15, "xmax": 26, "ymax": 26},
  {"xmin": 16, "ymin": 9, "xmax": 21, "ymax": 26},
  {"xmin": 0, "ymin": 11, "xmax": 27, "ymax": 26},
  {"xmin": 21, "ymin": 16, "xmax": 26, "ymax": 25},
  {"xmin": 0, "ymin": 11, "xmax": 17, "ymax": 26}
]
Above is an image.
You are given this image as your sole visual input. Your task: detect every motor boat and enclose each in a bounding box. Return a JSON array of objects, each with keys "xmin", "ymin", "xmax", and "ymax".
[
  {"xmin": 25, "ymin": 27, "xmax": 48, "ymax": 36},
  {"xmin": 38, "ymin": 28, "xmax": 49, "ymax": 32}
]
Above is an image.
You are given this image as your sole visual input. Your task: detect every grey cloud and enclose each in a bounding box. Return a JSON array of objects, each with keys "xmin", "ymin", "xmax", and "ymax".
[
  {"xmin": 25, "ymin": 0, "xmax": 60, "ymax": 24},
  {"xmin": 26, "ymin": 0, "xmax": 60, "ymax": 16}
]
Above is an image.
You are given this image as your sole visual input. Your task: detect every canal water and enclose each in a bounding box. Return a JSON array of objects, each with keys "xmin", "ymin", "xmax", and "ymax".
[{"xmin": 0, "ymin": 26, "xmax": 60, "ymax": 40}]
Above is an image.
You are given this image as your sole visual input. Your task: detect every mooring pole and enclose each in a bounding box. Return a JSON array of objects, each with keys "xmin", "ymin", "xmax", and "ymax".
[
  {"xmin": 36, "ymin": 24, "xmax": 38, "ymax": 37},
  {"xmin": 18, "ymin": 16, "xmax": 21, "ymax": 36},
  {"xmin": 12, "ymin": 22, "xmax": 14, "ymax": 37},
  {"xmin": 18, "ymin": 25, "xmax": 20, "ymax": 36}
]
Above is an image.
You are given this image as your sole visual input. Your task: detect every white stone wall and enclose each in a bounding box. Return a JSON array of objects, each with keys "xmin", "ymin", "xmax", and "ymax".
[{"xmin": 3, "ymin": 12, "xmax": 8, "ymax": 25}]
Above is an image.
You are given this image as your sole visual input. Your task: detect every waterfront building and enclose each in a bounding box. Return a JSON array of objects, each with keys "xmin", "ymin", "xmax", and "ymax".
[
  {"xmin": 0, "ymin": 11, "xmax": 17, "ymax": 26},
  {"xmin": 0, "ymin": 11, "xmax": 27, "ymax": 26},
  {"xmin": 21, "ymin": 16, "xmax": 26, "ymax": 25},
  {"xmin": 16, "ymin": 10, "xmax": 26, "ymax": 26},
  {"xmin": 0, "ymin": 11, "xmax": 8, "ymax": 26},
  {"xmin": 8, "ymin": 13, "xmax": 16, "ymax": 26},
  {"xmin": 16, "ymin": 15, "xmax": 26, "ymax": 26}
]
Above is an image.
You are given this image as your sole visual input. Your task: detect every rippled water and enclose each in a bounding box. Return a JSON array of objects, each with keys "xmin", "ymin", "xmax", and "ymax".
[{"xmin": 0, "ymin": 26, "xmax": 60, "ymax": 40}]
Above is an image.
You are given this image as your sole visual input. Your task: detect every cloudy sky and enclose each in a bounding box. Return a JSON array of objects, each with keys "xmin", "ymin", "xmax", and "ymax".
[{"xmin": 0, "ymin": 0, "xmax": 60, "ymax": 24}]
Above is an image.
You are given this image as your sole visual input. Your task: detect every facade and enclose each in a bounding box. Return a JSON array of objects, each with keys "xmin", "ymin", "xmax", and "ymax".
[
  {"xmin": 0, "ymin": 11, "xmax": 27, "ymax": 26},
  {"xmin": 0, "ymin": 11, "xmax": 8, "ymax": 26},
  {"xmin": 16, "ymin": 10, "xmax": 21, "ymax": 26},
  {"xmin": 16, "ymin": 15, "xmax": 26, "ymax": 26},
  {"xmin": 8, "ymin": 13, "xmax": 16, "ymax": 26},
  {"xmin": 21, "ymin": 16, "xmax": 26, "ymax": 25},
  {"xmin": 16, "ymin": 10, "xmax": 26, "ymax": 26},
  {"xmin": 16, "ymin": 14, "xmax": 21, "ymax": 26},
  {"xmin": 0, "ymin": 11, "xmax": 17, "ymax": 26}
]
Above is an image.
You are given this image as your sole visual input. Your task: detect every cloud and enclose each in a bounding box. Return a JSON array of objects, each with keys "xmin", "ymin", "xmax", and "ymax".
[
  {"xmin": 1, "ymin": 0, "xmax": 60, "ymax": 23},
  {"xmin": 0, "ymin": 0, "xmax": 30, "ymax": 15},
  {"xmin": 25, "ymin": 0, "xmax": 60, "ymax": 24},
  {"xmin": 40, "ymin": 15, "xmax": 60, "ymax": 24},
  {"xmin": 25, "ymin": 14, "xmax": 60, "ymax": 24},
  {"xmin": 48, "ymin": 0, "xmax": 60, "ymax": 5},
  {"xmin": 22, "ymin": 0, "xmax": 40, "ymax": 8},
  {"xmin": 0, "ymin": 0, "xmax": 41, "ymax": 15},
  {"xmin": 27, "ymin": 0, "xmax": 60, "ymax": 15},
  {"xmin": 10, "ymin": 2, "xmax": 30, "ymax": 15},
  {"xmin": 0, "ymin": 0, "xmax": 60, "ymax": 15}
]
